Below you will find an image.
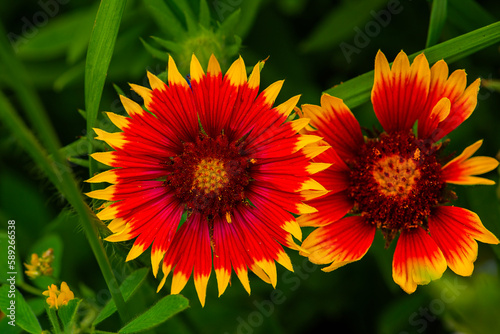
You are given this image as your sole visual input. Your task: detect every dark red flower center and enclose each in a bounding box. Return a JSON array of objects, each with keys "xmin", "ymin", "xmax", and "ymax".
[
  {"xmin": 165, "ymin": 134, "xmax": 252, "ymax": 220},
  {"xmin": 348, "ymin": 131, "xmax": 446, "ymax": 245}
]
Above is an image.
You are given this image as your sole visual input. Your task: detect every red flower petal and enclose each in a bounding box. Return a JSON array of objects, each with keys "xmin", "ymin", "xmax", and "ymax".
[
  {"xmin": 418, "ymin": 59, "xmax": 481, "ymax": 141},
  {"xmin": 441, "ymin": 140, "xmax": 499, "ymax": 185},
  {"xmin": 372, "ymin": 51, "xmax": 430, "ymax": 133},
  {"xmin": 301, "ymin": 94, "xmax": 364, "ymax": 161},
  {"xmin": 248, "ymin": 181, "xmax": 316, "ymax": 215},
  {"xmin": 301, "ymin": 216, "xmax": 375, "ymax": 271},
  {"xmin": 212, "ymin": 214, "xmax": 256, "ymax": 295},
  {"xmin": 160, "ymin": 214, "xmax": 212, "ymax": 306},
  {"xmin": 297, "ymin": 191, "xmax": 354, "ymax": 227},
  {"xmin": 428, "ymin": 205, "xmax": 500, "ymax": 276},
  {"xmin": 311, "ymin": 168, "xmax": 351, "ymax": 195},
  {"xmin": 392, "ymin": 227, "xmax": 447, "ymax": 294},
  {"xmin": 148, "ymin": 65, "xmax": 199, "ymax": 143}
]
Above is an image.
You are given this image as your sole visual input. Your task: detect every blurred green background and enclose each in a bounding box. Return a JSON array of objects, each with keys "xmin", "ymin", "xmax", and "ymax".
[{"xmin": 1, "ymin": 0, "xmax": 500, "ymax": 333}]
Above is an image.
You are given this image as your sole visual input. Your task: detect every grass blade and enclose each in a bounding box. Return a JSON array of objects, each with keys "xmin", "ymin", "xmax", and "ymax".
[
  {"xmin": 425, "ymin": 0, "xmax": 447, "ymax": 48},
  {"xmin": 85, "ymin": 0, "xmax": 127, "ymax": 187},
  {"xmin": 324, "ymin": 21, "xmax": 500, "ymax": 109}
]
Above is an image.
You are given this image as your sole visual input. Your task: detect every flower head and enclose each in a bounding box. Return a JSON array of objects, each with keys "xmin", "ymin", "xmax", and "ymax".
[
  {"xmin": 86, "ymin": 54, "xmax": 326, "ymax": 305},
  {"xmin": 299, "ymin": 50, "xmax": 499, "ymax": 293},
  {"xmin": 24, "ymin": 248, "xmax": 54, "ymax": 279},
  {"xmin": 43, "ymin": 282, "xmax": 74, "ymax": 309}
]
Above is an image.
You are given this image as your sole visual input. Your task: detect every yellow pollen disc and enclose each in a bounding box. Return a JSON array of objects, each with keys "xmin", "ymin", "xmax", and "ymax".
[
  {"xmin": 372, "ymin": 155, "xmax": 420, "ymax": 198},
  {"xmin": 193, "ymin": 158, "xmax": 229, "ymax": 194}
]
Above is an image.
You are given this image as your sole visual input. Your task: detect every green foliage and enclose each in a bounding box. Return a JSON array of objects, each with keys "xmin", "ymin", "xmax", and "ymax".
[
  {"xmin": 0, "ymin": 285, "xmax": 42, "ymax": 334},
  {"xmin": 1, "ymin": 0, "xmax": 500, "ymax": 333},
  {"xmin": 118, "ymin": 294, "xmax": 189, "ymax": 333},
  {"xmin": 58, "ymin": 298, "xmax": 82, "ymax": 333},
  {"xmin": 93, "ymin": 268, "xmax": 150, "ymax": 326},
  {"xmin": 84, "ymin": 0, "xmax": 127, "ymax": 151},
  {"xmin": 142, "ymin": 0, "xmax": 250, "ymax": 72}
]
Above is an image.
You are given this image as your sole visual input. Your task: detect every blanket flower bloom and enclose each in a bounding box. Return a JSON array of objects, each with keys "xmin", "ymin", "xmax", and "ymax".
[
  {"xmin": 86, "ymin": 54, "xmax": 327, "ymax": 305},
  {"xmin": 299, "ymin": 50, "xmax": 499, "ymax": 293}
]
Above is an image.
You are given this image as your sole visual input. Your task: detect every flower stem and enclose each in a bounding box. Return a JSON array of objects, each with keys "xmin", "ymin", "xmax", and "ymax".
[
  {"xmin": 17, "ymin": 282, "xmax": 43, "ymax": 296},
  {"xmin": 0, "ymin": 26, "xmax": 129, "ymax": 323},
  {"xmin": 46, "ymin": 306, "xmax": 62, "ymax": 334}
]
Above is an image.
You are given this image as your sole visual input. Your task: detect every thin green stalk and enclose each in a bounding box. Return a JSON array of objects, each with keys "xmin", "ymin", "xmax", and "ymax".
[
  {"xmin": 17, "ymin": 281, "xmax": 43, "ymax": 296},
  {"xmin": 0, "ymin": 91, "xmax": 130, "ymax": 323},
  {"xmin": 46, "ymin": 306, "xmax": 62, "ymax": 334},
  {"xmin": 0, "ymin": 26, "xmax": 129, "ymax": 322},
  {"xmin": 0, "ymin": 92, "xmax": 63, "ymax": 193}
]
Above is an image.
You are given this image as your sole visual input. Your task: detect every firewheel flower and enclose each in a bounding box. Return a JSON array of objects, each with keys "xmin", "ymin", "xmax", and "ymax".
[
  {"xmin": 86, "ymin": 55, "xmax": 327, "ymax": 305},
  {"xmin": 298, "ymin": 50, "xmax": 499, "ymax": 293}
]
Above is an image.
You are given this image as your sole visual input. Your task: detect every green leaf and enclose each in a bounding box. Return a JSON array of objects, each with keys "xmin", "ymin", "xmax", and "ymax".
[
  {"xmin": 112, "ymin": 83, "xmax": 126, "ymax": 97},
  {"xmin": 58, "ymin": 298, "xmax": 82, "ymax": 332},
  {"xmin": 0, "ymin": 285, "xmax": 42, "ymax": 334},
  {"xmin": 324, "ymin": 21, "xmax": 500, "ymax": 109},
  {"xmin": 425, "ymin": 0, "xmax": 447, "ymax": 48},
  {"xmin": 140, "ymin": 38, "xmax": 170, "ymax": 62},
  {"xmin": 199, "ymin": 0, "xmax": 211, "ymax": 27},
  {"xmin": 93, "ymin": 268, "xmax": 149, "ymax": 326},
  {"xmin": 16, "ymin": 10, "xmax": 93, "ymax": 60},
  {"xmin": 68, "ymin": 157, "xmax": 90, "ymax": 168},
  {"xmin": 144, "ymin": 0, "xmax": 186, "ymax": 38},
  {"xmin": 118, "ymin": 295, "xmax": 189, "ymax": 333},
  {"xmin": 151, "ymin": 36, "xmax": 183, "ymax": 54},
  {"xmin": 85, "ymin": 0, "xmax": 127, "ymax": 145},
  {"xmin": 172, "ymin": 0, "xmax": 197, "ymax": 33},
  {"xmin": 0, "ymin": 317, "xmax": 22, "ymax": 334},
  {"xmin": 217, "ymin": 9, "xmax": 241, "ymax": 36},
  {"xmin": 27, "ymin": 297, "xmax": 46, "ymax": 316}
]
